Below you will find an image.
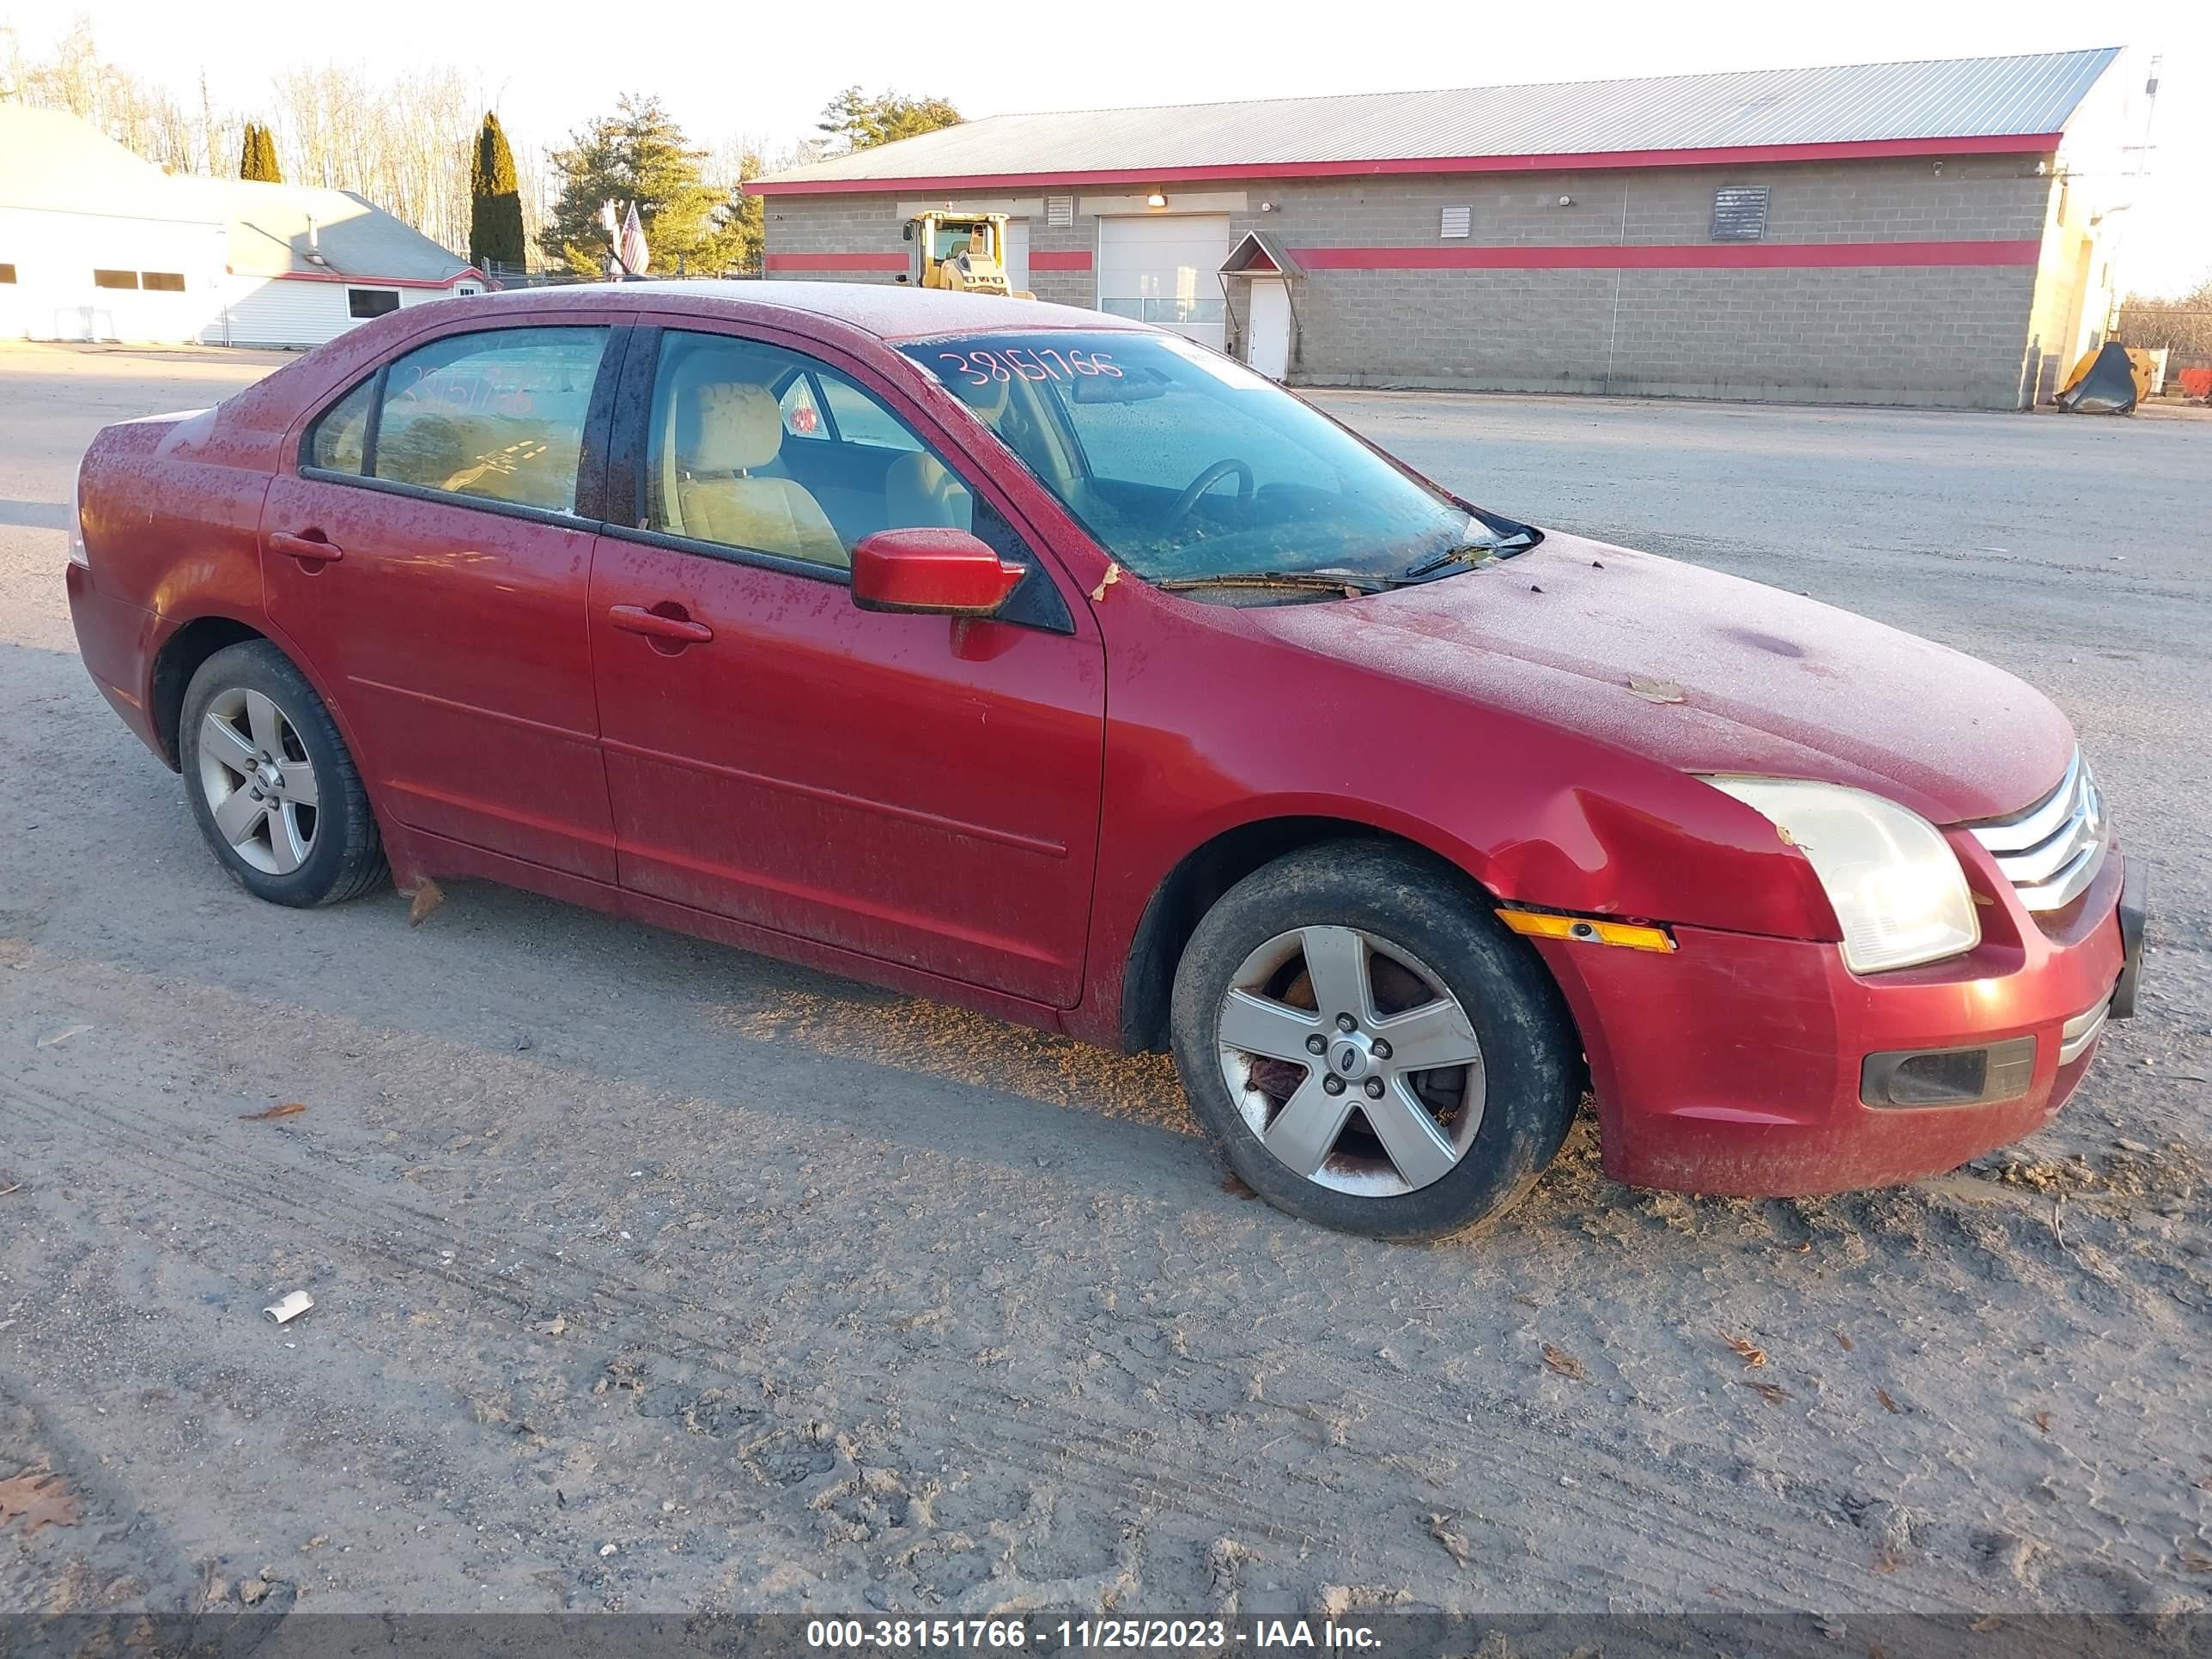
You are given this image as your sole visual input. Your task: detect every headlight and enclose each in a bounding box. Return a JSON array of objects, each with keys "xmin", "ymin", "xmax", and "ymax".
[{"xmin": 1703, "ymin": 777, "xmax": 1979, "ymax": 974}]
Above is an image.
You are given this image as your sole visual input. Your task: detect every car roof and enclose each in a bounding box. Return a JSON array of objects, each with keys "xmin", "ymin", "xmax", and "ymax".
[{"xmin": 455, "ymin": 279, "xmax": 1146, "ymax": 343}]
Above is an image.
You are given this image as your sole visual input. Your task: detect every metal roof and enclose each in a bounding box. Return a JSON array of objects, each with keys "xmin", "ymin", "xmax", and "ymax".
[
  {"xmin": 0, "ymin": 105, "xmax": 474, "ymax": 282},
  {"xmin": 756, "ymin": 47, "xmax": 2120, "ymax": 192}
]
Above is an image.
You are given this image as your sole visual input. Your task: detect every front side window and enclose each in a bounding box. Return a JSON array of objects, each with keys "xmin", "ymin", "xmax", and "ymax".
[
  {"xmin": 644, "ymin": 331, "xmax": 1013, "ymax": 571},
  {"xmin": 902, "ymin": 331, "xmax": 1487, "ymax": 586},
  {"xmin": 373, "ymin": 326, "xmax": 609, "ymax": 512}
]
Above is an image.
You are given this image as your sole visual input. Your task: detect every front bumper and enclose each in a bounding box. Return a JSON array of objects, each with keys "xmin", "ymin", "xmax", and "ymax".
[{"xmin": 1534, "ymin": 846, "xmax": 2136, "ymax": 1197}]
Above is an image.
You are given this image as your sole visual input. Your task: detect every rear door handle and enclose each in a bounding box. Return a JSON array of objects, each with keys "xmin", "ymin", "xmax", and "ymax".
[
  {"xmin": 270, "ymin": 531, "xmax": 343, "ymax": 563},
  {"xmin": 607, "ymin": 604, "xmax": 714, "ymax": 645}
]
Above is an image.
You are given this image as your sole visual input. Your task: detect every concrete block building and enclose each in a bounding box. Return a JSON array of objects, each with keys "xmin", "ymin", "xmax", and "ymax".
[{"xmin": 751, "ymin": 49, "xmax": 2141, "ymax": 409}]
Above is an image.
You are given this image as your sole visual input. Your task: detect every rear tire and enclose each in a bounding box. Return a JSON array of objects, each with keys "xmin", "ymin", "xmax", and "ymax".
[
  {"xmin": 1170, "ymin": 841, "xmax": 1579, "ymax": 1241},
  {"xmin": 180, "ymin": 641, "xmax": 387, "ymax": 907}
]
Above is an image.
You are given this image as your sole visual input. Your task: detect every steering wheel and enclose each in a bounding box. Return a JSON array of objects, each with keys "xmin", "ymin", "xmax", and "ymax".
[{"xmin": 1167, "ymin": 459, "xmax": 1256, "ymax": 525}]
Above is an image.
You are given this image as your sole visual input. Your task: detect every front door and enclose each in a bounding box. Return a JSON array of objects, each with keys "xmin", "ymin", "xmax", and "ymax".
[
  {"xmin": 1248, "ymin": 277, "xmax": 1291, "ymax": 380},
  {"xmin": 587, "ymin": 325, "xmax": 1106, "ymax": 1006},
  {"xmin": 261, "ymin": 321, "xmax": 623, "ymax": 879}
]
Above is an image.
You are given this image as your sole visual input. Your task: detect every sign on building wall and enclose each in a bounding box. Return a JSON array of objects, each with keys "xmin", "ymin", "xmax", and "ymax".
[{"xmin": 1710, "ymin": 186, "xmax": 1770, "ymax": 241}]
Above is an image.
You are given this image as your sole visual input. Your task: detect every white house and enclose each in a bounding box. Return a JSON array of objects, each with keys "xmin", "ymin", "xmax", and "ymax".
[{"xmin": 0, "ymin": 106, "xmax": 486, "ymax": 349}]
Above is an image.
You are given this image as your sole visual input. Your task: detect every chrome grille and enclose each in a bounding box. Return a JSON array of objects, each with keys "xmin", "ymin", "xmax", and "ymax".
[{"xmin": 1968, "ymin": 749, "xmax": 2108, "ymax": 912}]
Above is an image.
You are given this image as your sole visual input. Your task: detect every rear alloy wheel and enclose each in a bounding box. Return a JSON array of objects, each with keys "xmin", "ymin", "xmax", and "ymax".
[
  {"xmin": 1171, "ymin": 842, "xmax": 1580, "ymax": 1240},
  {"xmin": 180, "ymin": 641, "xmax": 387, "ymax": 907}
]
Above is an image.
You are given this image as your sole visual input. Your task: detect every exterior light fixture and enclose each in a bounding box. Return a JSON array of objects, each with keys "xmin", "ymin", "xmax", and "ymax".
[{"xmin": 1146, "ymin": 192, "xmax": 1168, "ymax": 209}]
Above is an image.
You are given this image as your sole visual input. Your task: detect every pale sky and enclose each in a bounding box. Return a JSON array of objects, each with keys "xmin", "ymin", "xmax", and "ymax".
[{"xmin": 14, "ymin": 0, "xmax": 2211, "ymax": 294}]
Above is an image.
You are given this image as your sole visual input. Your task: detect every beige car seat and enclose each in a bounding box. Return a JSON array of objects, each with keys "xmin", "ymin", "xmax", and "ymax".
[
  {"xmin": 884, "ymin": 451, "xmax": 974, "ymax": 532},
  {"xmin": 666, "ymin": 380, "xmax": 847, "ymax": 568}
]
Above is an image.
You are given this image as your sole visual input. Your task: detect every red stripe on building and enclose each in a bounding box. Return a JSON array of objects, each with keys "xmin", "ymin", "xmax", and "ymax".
[
  {"xmin": 763, "ymin": 252, "xmax": 909, "ymax": 272},
  {"xmin": 1028, "ymin": 250, "xmax": 1094, "ymax": 271},
  {"xmin": 746, "ymin": 133, "xmax": 2063, "ymax": 196},
  {"xmin": 1289, "ymin": 240, "xmax": 2043, "ymax": 270},
  {"xmin": 270, "ymin": 267, "xmax": 489, "ymax": 289}
]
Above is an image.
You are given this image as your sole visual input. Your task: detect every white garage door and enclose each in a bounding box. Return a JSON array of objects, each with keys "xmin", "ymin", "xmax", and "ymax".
[{"xmin": 1097, "ymin": 215, "xmax": 1232, "ymax": 349}]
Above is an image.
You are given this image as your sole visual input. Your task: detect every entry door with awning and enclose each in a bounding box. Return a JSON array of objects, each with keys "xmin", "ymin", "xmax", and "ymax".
[{"xmin": 1096, "ymin": 215, "xmax": 1232, "ymax": 349}]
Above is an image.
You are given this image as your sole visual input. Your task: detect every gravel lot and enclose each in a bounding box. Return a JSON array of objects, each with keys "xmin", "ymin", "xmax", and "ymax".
[{"xmin": 2, "ymin": 342, "xmax": 2208, "ymax": 1625}]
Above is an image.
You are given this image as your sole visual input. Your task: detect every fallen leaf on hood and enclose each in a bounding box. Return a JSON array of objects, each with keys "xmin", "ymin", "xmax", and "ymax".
[
  {"xmin": 408, "ymin": 879, "xmax": 446, "ymax": 927},
  {"xmin": 1540, "ymin": 1343, "xmax": 1587, "ymax": 1381},
  {"xmin": 1089, "ymin": 562, "xmax": 1120, "ymax": 604},
  {"xmin": 240, "ymin": 1102, "xmax": 307, "ymax": 1121},
  {"xmin": 1719, "ymin": 1329, "xmax": 1767, "ymax": 1369},
  {"xmin": 0, "ymin": 1464, "xmax": 82, "ymax": 1536},
  {"xmin": 1627, "ymin": 676, "xmax": 1686, "ymax": 703},
  {"xmin": 1741, "ymin": 1380, "xmax": 1793, "ymax": 1406}
]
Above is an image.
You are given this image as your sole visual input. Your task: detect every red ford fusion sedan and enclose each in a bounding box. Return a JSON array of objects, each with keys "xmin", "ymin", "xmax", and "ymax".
[{"xmin": 65, "ymin": 283, "xmax": 2144, "ymax": 1239}]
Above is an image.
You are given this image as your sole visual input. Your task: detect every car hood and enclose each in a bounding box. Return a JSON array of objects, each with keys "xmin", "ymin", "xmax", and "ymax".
[{"xmin": 1259, "ymin": 529, "xmax": 2072, "ymax": 824}]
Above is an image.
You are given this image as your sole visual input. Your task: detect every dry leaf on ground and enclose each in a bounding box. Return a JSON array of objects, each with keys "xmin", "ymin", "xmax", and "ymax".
[
  {"xmin": 408, "ymin": 878, "xmax": 446, "ymax": 926},
  {"xmin": 2179, "ymin": 1550, "xmax": 2212, "ymax": 1575},
  {"xmin": 1876, "ymin": 1389, "xmax": 1901, "ymax": 1414},
  {"xmin": 1425, "ymin": 1512, "xmax": 1473, "ymax": 1568},
  {"xmin": 1719, "ymin": 1330, "xmax": 1767, "ymax": 1369},
  {"xmin": 240, "ymin": 1102, "xmax": 307, "ymax": 1121},
  {"xmin": 2033, "ymin": 1411, "xmax": 2052, "ymax": 1435},
  {"xmin": 1836, "ymin": 1329, "xmax": 1855, "ymax": 1351},
  {"xmin": 1541, "ymin": 1344, "xmax": 1587, "ymax": 1381},
  {"xmin": 1741, "ymin": 1380, "xmax": 1793, "ymax": 1406},
  {"xmin": 0, "ymin": 1465, "xmax": 82, "ymax": 1536}
]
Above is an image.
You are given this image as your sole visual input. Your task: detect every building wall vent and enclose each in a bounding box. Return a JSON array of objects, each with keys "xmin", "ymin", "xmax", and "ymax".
[
  {"xmin": 1439, "ymin": 205, "xmax": 1472, "ymax": 239},
  {"xmin": 1710, "ymin": 185, "xmax": 1771, "ymax": 241},
  {"xmin": 1046, "ymin": 196, "xmax": 1075, "ymax": 228}
]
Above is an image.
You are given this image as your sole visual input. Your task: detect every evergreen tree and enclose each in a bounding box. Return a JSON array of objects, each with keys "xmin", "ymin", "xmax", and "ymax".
[
  {"xmin": 239, "ymin": 122, "xmax": 282, "ymax": 182},
  {"xmin": 469, "ymin": 112, "xmax": 526, "ymax": 271},
  {"xmin": 817, "ymin": 88, "xmax": 961, "ymax": 152},
  {"xmin": 543, "ymin": 94, "xmax": 744, "ymax": 277}
]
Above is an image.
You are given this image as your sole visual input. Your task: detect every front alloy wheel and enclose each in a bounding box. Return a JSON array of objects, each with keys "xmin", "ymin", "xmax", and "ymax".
[
  {"xmin": 1218, "ymin": 925, "xmax": 1486, "ymax": 1197},
  {"xmin": 1171, "ymin": 842, "xmax": 1581, "ymax": 1240}
]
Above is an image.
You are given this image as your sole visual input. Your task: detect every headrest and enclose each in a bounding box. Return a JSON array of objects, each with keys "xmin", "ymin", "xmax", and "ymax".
[
  {"xmin": 947, "ymin": 370, "xmax": 1010, "ymax": 421},
  {"xmin": 687, "ymin": 382, "xmax": 781, "ymax": 471}
]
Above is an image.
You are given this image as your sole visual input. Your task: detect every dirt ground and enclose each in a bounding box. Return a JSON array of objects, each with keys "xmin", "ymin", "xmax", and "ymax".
[{"xmin": 1, "ymin": 342, "xmax": 2207, "ymax": 1622}]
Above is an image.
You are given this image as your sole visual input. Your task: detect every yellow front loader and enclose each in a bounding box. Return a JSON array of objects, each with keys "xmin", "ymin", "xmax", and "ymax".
[{"xmin": 904, "ymin": 212, "xmax": 1035, "ymax": 300}]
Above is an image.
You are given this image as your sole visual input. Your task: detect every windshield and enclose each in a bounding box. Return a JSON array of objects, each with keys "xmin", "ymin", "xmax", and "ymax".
[{"xmin": 901, "ymin": 331, "xmax": 1510, "ymax": 586}]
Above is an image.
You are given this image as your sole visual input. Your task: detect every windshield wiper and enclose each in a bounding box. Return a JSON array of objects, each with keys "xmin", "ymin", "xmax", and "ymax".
[
  {"xmin": 1155, "ymin": 570, "xmax": 1389, "ymax": 595},
  {"xmin": 1401, "ymin": 529, "xmax": 1540, "ymax": 581}
]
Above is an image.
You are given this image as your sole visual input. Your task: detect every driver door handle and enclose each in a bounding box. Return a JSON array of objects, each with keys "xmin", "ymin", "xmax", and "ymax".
[{"xmin": 608, "ymin": 604, "xmax": 714, "ymax": 645}]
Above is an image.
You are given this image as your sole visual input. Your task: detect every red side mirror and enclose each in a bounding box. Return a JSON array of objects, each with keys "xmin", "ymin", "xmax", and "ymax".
[{"xmin": 851, "ymin": 528, "xmax": 1024, "ymax": 617}]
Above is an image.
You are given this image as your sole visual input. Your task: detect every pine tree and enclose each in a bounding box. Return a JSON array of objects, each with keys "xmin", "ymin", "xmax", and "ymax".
[
  {"xmin": 469, "ymin": 112, "xmax": 526, "ymax": 271},
  {"xmin": 817, "ymin": 88, "xmax": 961, "ymax": 152},
  {"xmin": 543, "ymin": 94, "xmax": 744, "ymax": 278},
  {"xmin": 239, "ymin": 122, "xmax": 282, "ymax": 183}
]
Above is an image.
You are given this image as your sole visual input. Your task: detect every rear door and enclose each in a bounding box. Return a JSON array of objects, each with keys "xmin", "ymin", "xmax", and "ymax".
[
  {"xmin": 261, "ymin": 319, "xmax": 627, "ymax": 880},
  {"xmin": 587, "ymin": 322, "xmax": 1106, "ymax": 1006}
]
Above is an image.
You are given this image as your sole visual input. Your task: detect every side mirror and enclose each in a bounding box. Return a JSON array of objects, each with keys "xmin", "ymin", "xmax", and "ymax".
[{"xmin": 851, "ymin": 527, "xmax": 1024, "ymax": 617}]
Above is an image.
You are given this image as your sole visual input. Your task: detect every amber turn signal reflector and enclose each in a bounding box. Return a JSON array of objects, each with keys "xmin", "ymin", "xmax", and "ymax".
[{"xmin": 1496, "ymin": 908, "xmax": 1677, "ymax": 953}]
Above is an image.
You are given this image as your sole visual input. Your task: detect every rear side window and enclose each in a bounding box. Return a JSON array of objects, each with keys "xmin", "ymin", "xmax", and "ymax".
[
  {"xmin": 307, "ymin": 377, "xmax": 375, "ymax": 474},
  {"xmin": 373, "ymin": 327, "xmax": 609, "ymax": 513}
]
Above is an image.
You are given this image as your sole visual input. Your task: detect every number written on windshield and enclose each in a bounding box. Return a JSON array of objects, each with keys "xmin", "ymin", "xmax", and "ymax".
[{"xmin": 936, "ymin": 348, "xmax": 1121, "ymax": 387}]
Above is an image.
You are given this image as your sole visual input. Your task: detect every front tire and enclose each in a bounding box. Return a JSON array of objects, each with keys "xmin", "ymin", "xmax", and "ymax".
[
  {"xmin": 180, "ymin": 641, "xmax": 387, "ymax": 907},
  {"xmin": 1170, "ymin": 842, "xmax": 1580, "ymax": 1241}
]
